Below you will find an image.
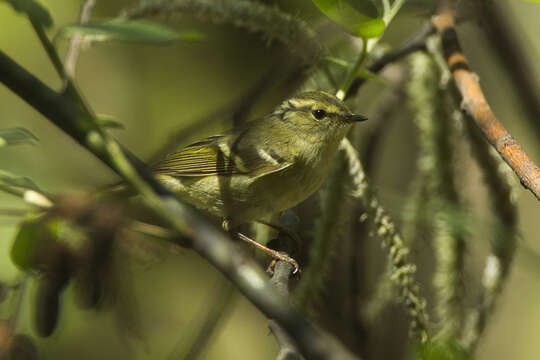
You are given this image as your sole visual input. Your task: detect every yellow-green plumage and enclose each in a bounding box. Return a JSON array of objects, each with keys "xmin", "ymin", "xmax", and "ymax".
[{"xmin": 152, "ymin": 91, "xmax": 367, "ymax": 226}]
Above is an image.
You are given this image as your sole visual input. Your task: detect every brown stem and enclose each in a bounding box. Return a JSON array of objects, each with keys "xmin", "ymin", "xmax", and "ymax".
[
  {"xmin": 432, "ymin": 0, "xmax": 540, "ymax": 201},
  {"xmin": 471, "ymin": 0, "xmax": 540, "ymax": 136}
]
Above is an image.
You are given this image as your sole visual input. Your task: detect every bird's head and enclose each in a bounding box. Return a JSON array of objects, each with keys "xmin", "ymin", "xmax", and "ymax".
[{"xmin": 273, "ymin": 91, "xmax": 368, "ymax": 134}]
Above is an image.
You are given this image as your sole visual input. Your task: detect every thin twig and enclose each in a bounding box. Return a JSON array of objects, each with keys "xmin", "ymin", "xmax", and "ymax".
[
  {"xmin": 64, "ymin": 0, "xmax": 96, "ymax": 78},
  {"xmin": 432, "ymin": 0, "xmax": 540, "ymax": 201},
  {"xmin": 336, "ymin": 0, "xmax": 407, "ymax": 100},
  {"xmin": 346, "ymin": 23, "xmax": 435, "ymax": 100}
]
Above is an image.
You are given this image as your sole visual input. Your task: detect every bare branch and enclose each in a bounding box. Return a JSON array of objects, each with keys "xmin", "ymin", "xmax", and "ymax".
[
  {"xmin": 432, "ymin": 0, "xmax": 540, "ymax": 201},
  {"xmin": 269, "ymin": 261, "xmax": 301, "ymax": 360},
  {"xmin": 471, "ymin": 0, "xmax": 540, "ymax": 136}
]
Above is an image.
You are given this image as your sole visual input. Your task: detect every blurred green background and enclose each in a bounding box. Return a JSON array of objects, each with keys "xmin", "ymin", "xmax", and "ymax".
[{"xmin": 1, "ymin": 0, "xmax": 540, "ymax": 359}]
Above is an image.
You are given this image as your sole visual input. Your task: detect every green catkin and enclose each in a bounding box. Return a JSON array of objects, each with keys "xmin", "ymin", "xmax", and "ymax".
[
  {"xmin": 341, "ymin": 139, "xmax": 430, "ymax": 343},
  {"xmin": 125, "ymin": 0, "xmax": 321, "ymax": 68},
  {"xmin": 408, "ymin": 52, "xmax": 466, "ymax": 340}
]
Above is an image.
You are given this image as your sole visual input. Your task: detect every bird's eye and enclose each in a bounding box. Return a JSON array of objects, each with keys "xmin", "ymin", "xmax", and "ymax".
[{"xmin": 312, "ymin": 109, "xmax": 327, "ymax": 120}]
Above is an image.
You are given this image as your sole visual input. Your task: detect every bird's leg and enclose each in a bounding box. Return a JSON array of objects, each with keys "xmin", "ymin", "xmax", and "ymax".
[
  {"xmin": 222, "ymin": 218, "xmax": 300, "ymax": 274},
  {"xmin": 236, "ymin": 232, "xmax": 300, "ymax": 275},
  {"xmin": 255, "ymin": 220, "xmax": 302, "ymax": 255}
]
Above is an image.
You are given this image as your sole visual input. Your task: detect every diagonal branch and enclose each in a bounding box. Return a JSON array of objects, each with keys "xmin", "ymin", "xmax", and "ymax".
[
  {"xmin": 432, "ymin": 0, "xmax": 540, "ymax": 201},
  {"xmin": 0, "ymin": 49, "xmax": 360, "ymax": 360},
  {"xmin": 471, "ymin": 0, "xmax": 540, "ymax": 136}
]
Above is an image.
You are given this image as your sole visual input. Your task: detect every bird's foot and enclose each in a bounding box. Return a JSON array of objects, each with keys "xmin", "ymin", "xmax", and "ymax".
[
  {"xmin": 236, "ymin": 232, "xmax": 300, "ymax": 275},
  {"xmin": 266, "ymin": 255, "xmax": 301, "ymax": 276}
]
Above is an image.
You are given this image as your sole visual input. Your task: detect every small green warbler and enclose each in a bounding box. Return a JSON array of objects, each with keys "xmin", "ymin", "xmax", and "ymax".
[{"xmin": 152, "ymin": 91, "xmax": 367, "ymax": 227}]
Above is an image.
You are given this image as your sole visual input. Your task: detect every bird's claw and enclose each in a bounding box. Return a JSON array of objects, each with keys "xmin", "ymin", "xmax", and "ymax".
[{"xmin": 266, "ymin": 253, "xmax": 301, "ymax": 276}]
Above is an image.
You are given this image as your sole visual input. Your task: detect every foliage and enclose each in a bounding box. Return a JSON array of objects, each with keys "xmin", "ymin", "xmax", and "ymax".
[{"xmin": 56, "ymin": 19, "xmax": 204, "ymax": 45}]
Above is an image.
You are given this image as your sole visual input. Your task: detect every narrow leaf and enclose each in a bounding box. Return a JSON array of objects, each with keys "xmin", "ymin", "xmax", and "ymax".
[
  {"xmin": 1, "ymin": 0, "xmax": 53, "ymax": 28},
  {"xmin": 0, "ymin": 170, "xmax": 41, "ymax": 192},
  {"xmin": 0, "ymin": 127, "xmax": 39, "ymax": 147},
  {"xmin": 324, "ymin": 56, "xmax": 351, "ymax": 69},
  {"xmin": 57, "ymin": 19, "xmax": 205, "ymax": 45},
  {"xmin": 97, "ymin": 115, "xmax": 125, "ymax": 130},
  {"xmin": 356, "ymin": 67, "xmax": 386, "ymax": 83},
  {"xmin": 312, "ymin": 0, "xmax": 385, "ymax": 39}
]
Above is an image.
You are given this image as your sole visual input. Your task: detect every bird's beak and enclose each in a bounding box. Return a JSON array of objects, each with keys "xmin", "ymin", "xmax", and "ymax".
[{"xmin": 345, "ymin": 114, "xmax": 368, "ymax": 122}]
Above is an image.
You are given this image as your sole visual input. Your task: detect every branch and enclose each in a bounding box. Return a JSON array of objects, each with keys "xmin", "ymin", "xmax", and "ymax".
[
  {"xmin": 471, "ymin": 0, "xmax": 540, "ymax": 136},
  {"xmin": 270, "ymin": 261, "xmax": 301, "ymax": 360},
  {"xmin": 64, "ymin": 0, "xmax": 96, "ymax": 78},
  {"xmin": 345, "ymin": 23, "xmax": 435, "ymax": 100},
  {"xmin": 432, "ymin": 0, "xmax": 540, "ymax": 201},
  {"xmin": 0, "ymin": 50, "xmax": 359, "ymax": 360}
]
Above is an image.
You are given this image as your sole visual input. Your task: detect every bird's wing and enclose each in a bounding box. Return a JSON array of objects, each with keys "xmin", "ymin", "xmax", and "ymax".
[{"xmin": 151, "ymin": 134, "xmax": 292, "ymax": 177}]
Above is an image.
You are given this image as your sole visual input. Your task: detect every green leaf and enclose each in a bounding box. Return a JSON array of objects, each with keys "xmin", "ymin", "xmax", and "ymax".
[
  {"xmin": 96, "ymin": 115, "xmax": 124, "ymax": 130},
  {"xmin": 1, "ymin": 0, "xmax": 53, "ymax": 28},
  {"xmin": 353, "ymin": 17, "xmax": 385, "ymax": 39},
  {"xmin": 10, "ymin": 219, "xmax": 46, "ymax": 270},
  {"xmin": 0, "ymin": 127, "xmax": 39, "ymax": 147},
  {"xmin": 312, "ymin": 0, "xmax": 385, "ymax": 39},
  {"xmin": 356, "ymin": 67, "xmax": 386, "ymax": 83},
  {"xmin": 0, "ymin": 169, "xmax": 41, "ymax": 192},
  {"xmin": 56, "ymin": 19, "xmax": 205, "ymax": 45},
  {"xmin": 324, "ymin": 56, "xmax": 351, "ymax": 69}
]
